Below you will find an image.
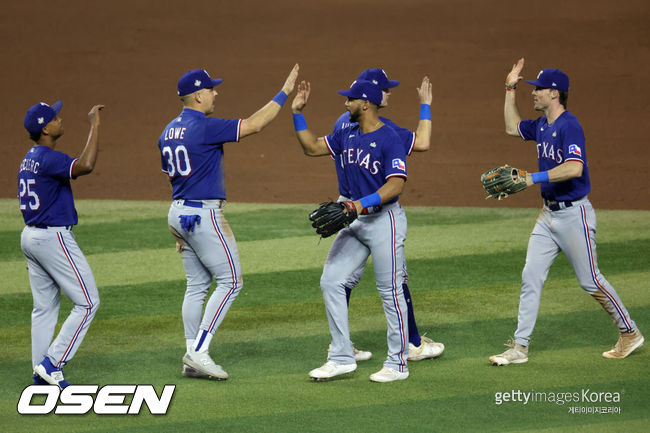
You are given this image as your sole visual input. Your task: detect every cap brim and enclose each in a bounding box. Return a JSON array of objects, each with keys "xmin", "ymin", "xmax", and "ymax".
[
  {"xmin": 51, "ymin": 101, "xmax": 63, "ymax": 114},
  {"xmin": 337, "ymin": 89, "xmax": 355, "ymax": 98},
  {"xmin": 210, "ymin": 78, "xmax": 223, "ymax": 87},
  {"xmin": 525, "ymin": 79, "xmax": 546, "ymax": 87},
  {"xmin": 385, "ymin": 80, "xmax": 399, "ymax": 88}
]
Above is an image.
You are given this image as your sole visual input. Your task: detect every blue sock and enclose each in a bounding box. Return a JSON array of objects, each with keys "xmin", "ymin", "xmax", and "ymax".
[{"xmin": 403, "ymin": 283, "xmax": 421, "ymax": 346}]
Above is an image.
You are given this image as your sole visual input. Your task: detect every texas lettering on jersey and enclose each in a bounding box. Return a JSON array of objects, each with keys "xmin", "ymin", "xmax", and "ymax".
[{"xmin": 340, "ymin": 147, "xmax": 382, "ymax": 174}]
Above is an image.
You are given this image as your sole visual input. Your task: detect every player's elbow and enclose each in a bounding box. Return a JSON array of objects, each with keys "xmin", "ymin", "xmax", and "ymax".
[
  {"xmin": 72, "ymin": 161, "xmax": 94, "ymax": 177},
  {"xmin": 505, "ymin": 127, "xmax": 519, "ymax": 136},
  {"xmin": 413, "ymin": 141, "xmax": 430, "ymax": 152}
]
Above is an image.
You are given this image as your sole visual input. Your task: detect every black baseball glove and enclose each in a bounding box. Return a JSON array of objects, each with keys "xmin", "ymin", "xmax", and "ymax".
[{"xmin": 308, "ymin": 201, "xmax": 358, "ymax": 238}]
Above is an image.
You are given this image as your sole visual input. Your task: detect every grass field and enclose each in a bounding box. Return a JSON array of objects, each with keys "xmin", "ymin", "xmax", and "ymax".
[{"xmin": 0, "ymin": 199, "xmax": 648, "ymax": 432}]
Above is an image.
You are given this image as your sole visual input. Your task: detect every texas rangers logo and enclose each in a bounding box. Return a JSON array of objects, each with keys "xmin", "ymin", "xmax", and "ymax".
[
  {"xmin": 392, "ymin": 158, "xmax": 405, "ymax": 171},
  {"xmin": 569, "ymin": 144, "xmax": 582, "ymax": 157}
]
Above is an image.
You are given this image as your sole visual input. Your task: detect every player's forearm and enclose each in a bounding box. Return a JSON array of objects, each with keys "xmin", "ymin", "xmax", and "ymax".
[
  {"xmin": 504, "ymin": 91, "xmax": 522, "ymax": 136},
  {"xmin": 73, "ymin": 121, "xmax": 100, "ymax": 177},
  {"xmin": 412, "ymin": 120, "xmax": 431, "ymax": 152},
  {"xmin": 377, "ymin": 177, "xmax": 406, "ymax": 203},
  {"xmin": 295, "ymin": 130, "xmax": 327, "ymax": 157},
  {"xmin": 547, "ymin": 161, "xmax": 583, "ymax": 182},
  {"xmin": 240, "ymin": 99, "xmax": 283, "ymax": 137}
]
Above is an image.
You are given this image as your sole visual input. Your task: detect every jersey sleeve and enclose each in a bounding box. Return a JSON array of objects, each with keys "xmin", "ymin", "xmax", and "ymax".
[
  {"xmin": 561, "ymin": 120, "xmax": 586, "ymax": 164},
  {"xmin": 323, "ymin": 127, "xmax": 344, "ymax": 157},
  {"xmin": 383, "ymin": 130, "xmax": 407, "ymax": 180},
  {"xmin": 204, "ymin": 118, "xmax": 242, "ymax": 144},
  {"xmin": 517, "ymin": 119, "xmax": 537, "ymax": 141},
  {"xmin": 382, "ymin": 118, "xmax": 415, "ymax": 155},
  {"xmin": 43, "ymin": 150, "xmax": 78, "ymax": 179}
]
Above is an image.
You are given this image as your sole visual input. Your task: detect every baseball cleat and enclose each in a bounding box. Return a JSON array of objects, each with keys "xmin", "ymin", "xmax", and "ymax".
[
  {"xmin": 328, "ymin": 344, "xmax": 373, "ymax": 362},
  {"xmin": 182, "ymin": 352, "xmax": 228, "ymax": 380},
  {"xmin": 182, "ymin": 364, "xmax": 209, "ymax": 378},
  {"xmin": 489, "ymin": 340, "xmax": 528, "ymax": 366},
  {"xmin": 369, "ymin": 367, "xmax": 409, "ymax": 383},
  {"xmin": 309, "ymin": 361, "xmax": 357, "ymax": 381},
  {"xmin": 602, "ymin": 329, "xmax": 644, "ymax": 359},
  {"xmin": 34, "ymin": 357, "xmax": 70, "ymax": 389},
  {"xmin": 407, "ymin": 336, "xmax": 445, "ymax": 361}
]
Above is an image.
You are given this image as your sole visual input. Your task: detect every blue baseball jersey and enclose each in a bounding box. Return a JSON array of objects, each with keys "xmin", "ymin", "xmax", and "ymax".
[
  {"xmin": 18, "ymin": 145, "xmax": 78, "ymax": 226},
  {"xmin": 518, "ymin": 111, "xmax": 590, "ymax": 201},
  {"xmin": 332, "ymin": 112, "xmax": 414, "ymax": 197},
  {"xmin": 324, "ymin": 123, "xmax": 407, "ymax": 203},
  {"xmin": 158, "ymin": 108, "xmax": 242, "ymax": 200}
]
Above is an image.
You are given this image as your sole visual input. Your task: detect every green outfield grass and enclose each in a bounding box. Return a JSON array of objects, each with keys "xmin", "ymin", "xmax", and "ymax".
[{"xmin": 0, "ymin": 199, "xmax": 648, "ymax": 432}]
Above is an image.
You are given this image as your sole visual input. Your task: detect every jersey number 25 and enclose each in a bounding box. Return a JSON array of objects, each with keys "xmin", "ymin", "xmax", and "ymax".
[{"xmin": 19, "ymin": 178, "xmax": 41, "ymax": 211}]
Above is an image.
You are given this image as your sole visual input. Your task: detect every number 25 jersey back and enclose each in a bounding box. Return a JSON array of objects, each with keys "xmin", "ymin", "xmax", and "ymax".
[
  {"xmin": 158, "ymin": 108, "xmax": 242, "ymax": 200},
  {"xmin": 17, "ymin": 145, "xmax": 78, "ymax": 226}
]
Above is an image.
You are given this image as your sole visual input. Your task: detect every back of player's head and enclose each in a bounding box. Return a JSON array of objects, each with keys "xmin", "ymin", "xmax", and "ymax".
[
  {"xmin": 338, "ymin": 80, "xmax": 382, "ymax": 106},
  {"xmin": 357, "ymin": 68, "xmax": 399, "ymax": 90},
  {"xmin": 177, "ymin": 69, "xmax": 223, "ymax": 96}
]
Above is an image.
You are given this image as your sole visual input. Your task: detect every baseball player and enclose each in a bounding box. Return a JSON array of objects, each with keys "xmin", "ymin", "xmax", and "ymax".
[
  {"xmin": 19, "ymin": 101, "xmax": 104, "ymax": 388},
  {"xmin": 159, "ymin": 65, "xmax": 298, "ymax": 380},
  {"xmin": 329, "ymin": 68, "xmax": 444, "ymax": 362},
  {"xmin": 489, "ymin": 58, "xmax": 644, "ymax": 365},
  {"xmin": 292, "ymin": 79, "xmax": 410, "ymax": 382}
]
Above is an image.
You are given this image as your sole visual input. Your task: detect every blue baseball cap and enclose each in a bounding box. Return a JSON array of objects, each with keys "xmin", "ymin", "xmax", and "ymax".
[
  {"xmin": 177, "ymin": 69, "xmax": 223, "ymax": 96},
  {"xmin": 357, "ymin": 68, "xmax": 399, "ymax": 89},
  {"xmin": 24, "ymin": 101, "xmax": 63, "ymax": 135},
  {"xmin": 338, "ymin": 80, "xmax": 383, "ymax": 106},
  {"xmin": 526, "ymin": 68, "xmax": 569, "ymax": 92}
]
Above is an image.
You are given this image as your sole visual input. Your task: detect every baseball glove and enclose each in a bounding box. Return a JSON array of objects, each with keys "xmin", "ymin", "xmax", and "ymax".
[
  {"xmin": 480, "ymin": 164, "xmax": 528, "ymax": 200},
  {"xmin": 309, "ymin": 201, "xmax": 358, "ymax": 238}
]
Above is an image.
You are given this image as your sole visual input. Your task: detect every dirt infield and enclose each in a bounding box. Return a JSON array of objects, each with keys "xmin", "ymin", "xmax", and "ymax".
[{"xmin": 3, "ymin": 0, "xmax": 649, "ymax": 209}]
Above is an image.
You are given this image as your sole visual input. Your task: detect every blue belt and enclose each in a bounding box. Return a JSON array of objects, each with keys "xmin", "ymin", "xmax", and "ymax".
[
  {"xmin": 183, "ymin": 200, "xmax": 203, "ymax": 208},
  {"xmin": 29, "ymin": 224, "xmax": 72, "ymax": 230},
  {"xmin": 544, "ymin": 199, "xmax": 574, "ymax": 211}
]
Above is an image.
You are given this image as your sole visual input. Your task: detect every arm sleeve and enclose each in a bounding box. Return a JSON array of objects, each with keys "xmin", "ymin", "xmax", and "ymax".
[
  {"xmin": 383, "ymin": 118, "xmax": 415, "ymax": 155},
  {"xmin": 44, "ymin": 150, "xmax": 78, "ymax": 180},
  {"xmin": 204, "ymin": 118, "xmax": 242, "ymax": 144},
  {"xmin": 323, "ymin": 127, "xmax": 344, "ymax": 158},
  {"xmin": 517, "ymin": 119, "xmax": 537, "ymax": 141},
  {"xmin": 561, "ymin": 121, "xmax": 587, "ymax": 164},
  {"xmin": 383, "ymin": 131, "xmax": 407, "ymax": 180}
]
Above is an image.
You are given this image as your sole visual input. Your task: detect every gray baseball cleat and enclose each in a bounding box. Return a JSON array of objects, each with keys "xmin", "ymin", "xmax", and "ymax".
[
  {"xmin": 369, "ymin": 367, "xmax": 409, "ymax": 383},
  {"xmin": 182, "ymin": 352, "xmax": 228, "ymax": 380},
  {"xmin": 309, "ymin": 361, "xmax": 357, "ymax": 381},
  {"xmin": 407, "ymin": 336, "xmax": 445, "ymax": 361},
  {"xmin": 489, "ymin": 340, "xmax": 528, "ymax": 366},
  {"xmin": 602, "ymin": 329, "xmax": 644, "ymax": 359}
]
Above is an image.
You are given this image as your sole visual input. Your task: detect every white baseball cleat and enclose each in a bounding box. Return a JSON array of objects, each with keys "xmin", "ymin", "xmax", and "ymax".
[
  {"xmin": 602, "ymin": 329, "xmax": 644, "ymax": 359},
  {"xmin": 309, "ymin": 361, "xmax": 357, "ymax": 380},
  {"xmin": 327, "ymin": 344, "xmax": 372, "ymax": 362},
  {"xmin": 369, "ymin": 367, "xmax": 409, "ymax": 383},
  {"xmin": 489, "ymin": 340, "xmax": 528, "ymax": 366},
  {"xmin": 182, "ymin": 364, "xmax": 208, "ymax": 378},
  {"xmin": 407, "ymin": 336, "xmax": 445, "ymax": 361},
  {"xmin": 182, "ymin": 352, "xmax": 228, "ymax": 380}
]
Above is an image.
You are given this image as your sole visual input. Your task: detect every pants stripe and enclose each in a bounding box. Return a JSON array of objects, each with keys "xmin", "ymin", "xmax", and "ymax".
[
  {"xmin": 388, "ymin": 211, "xmax": 407, "ymax": 370},
  {"xmin": 56, "ymin": 233, "xmax": 93, "ymax": 366},
  {"xmin": 580, "ymin": 206, "xmax": 632, "ymax": 331},
  {"xmin": 206, "ymin": 210, "xmax": 238, "ymax": 333}
]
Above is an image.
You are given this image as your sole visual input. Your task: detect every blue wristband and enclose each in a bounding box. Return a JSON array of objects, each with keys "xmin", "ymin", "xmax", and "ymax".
[
  {"xmin": 272, "ymin": 91, "xmax": 288, "ymax": 106},
  {"xmin": 359, "ymin": 192, "xmax": 381, "ymax": 209},
  {"xmin": 419, "ymin": 104, "xmax": 431, "ymax": 121},
  {"xmin": 293, "ymin": 113, "xmax": 308, "ymax": 131},
  {"xmin": 531, "ymin": 171, "xmax": 549, "ymax": 184}
]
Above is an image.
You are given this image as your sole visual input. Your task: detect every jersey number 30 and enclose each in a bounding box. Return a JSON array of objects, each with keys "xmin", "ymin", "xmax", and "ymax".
[
  {"xmin": 162, "ymin": 145, "xmax": 192, "ymax": 177},
  {"xmin": 19, "ymin": 178, "xmax": 41, "ymax": 211}
]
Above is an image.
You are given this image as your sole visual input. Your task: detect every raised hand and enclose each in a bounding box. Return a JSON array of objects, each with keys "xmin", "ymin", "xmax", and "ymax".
[
  {"xmin": 88, "ymin": 105, "xmax": 105, "ymax": 124},
  {"xmin": 417, "ymin": 76, "xmax": 432, "ymax": 105},
  {"xmin": 282, "ymin": 64, "xmax": 300, "ymax": 95},
  {"xmin": 506, "ymin": 58, "xmax": 525, "ymax": 87},
  {"xmin": 291, "ymin": 80, "xmax": 311, "ymax": 113}
]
